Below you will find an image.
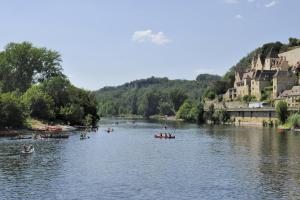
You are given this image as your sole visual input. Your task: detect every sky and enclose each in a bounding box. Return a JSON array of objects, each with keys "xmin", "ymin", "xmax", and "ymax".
[{"xmin": 0, "ymin": 0, "xmax": 299, "ymax": 90}]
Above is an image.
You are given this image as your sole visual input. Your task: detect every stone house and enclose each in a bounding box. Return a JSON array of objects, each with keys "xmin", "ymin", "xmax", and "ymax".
[
  {"xmin": 272, "ymin": 70, "xmax": 297, "ymax": 98},
  {"xmin": 251, "ymin": 70, "xmax": 276, "ymax": 100},
  {"xmin": 276, "ymin": 86, "xmax": 300, "ymax": 107}
]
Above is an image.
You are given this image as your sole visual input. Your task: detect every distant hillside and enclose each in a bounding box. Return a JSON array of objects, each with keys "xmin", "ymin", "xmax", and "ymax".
[{"xmin": 95, "ymin": 75, "xmax": 220, "ymax": 117}]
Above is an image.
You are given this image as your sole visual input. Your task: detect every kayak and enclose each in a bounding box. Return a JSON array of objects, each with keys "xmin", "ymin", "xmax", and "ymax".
[
  {"xmin": 21, "ymin": 147, "xmax": 34, "ymax": 154},
  {"xmin": 154, "ymin": 134, "xmax": 175, "ymax": 139},
  {"xmin": 80, "ymin": 135, "xmax": 90, "ymax": 140}
]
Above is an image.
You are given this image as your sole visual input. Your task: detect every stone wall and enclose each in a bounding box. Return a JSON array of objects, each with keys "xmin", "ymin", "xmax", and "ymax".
[
  {"xmin": 229, "ymin": 109, "xmax": 277, "ymax": 125},
  {"xmin": 279, "ymin": 47, "xmax": 300, "ymax": 67}
]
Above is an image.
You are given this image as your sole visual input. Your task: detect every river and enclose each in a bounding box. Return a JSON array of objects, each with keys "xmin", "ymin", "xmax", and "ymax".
[{"xmin": 1, "ymin": 119, "xmax": 300, "ymax": 200}]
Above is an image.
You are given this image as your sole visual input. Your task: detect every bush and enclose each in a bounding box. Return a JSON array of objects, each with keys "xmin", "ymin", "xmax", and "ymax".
[{"xmin": 287, "ymin": 113, "xmax": 300, "ymax": 129}]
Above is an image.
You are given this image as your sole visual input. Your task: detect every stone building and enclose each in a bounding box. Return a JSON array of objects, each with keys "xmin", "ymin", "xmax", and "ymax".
[
  {"xmin": 223, "ymin": 47, "xmax": 300, "ymax": 102},
  {"xmin": 272, "ymin": 71, "xmax": 297, "ymax": 98},
  {"xmin": 251, "ymin": 70, "xmax": 276, "ymax": 100},
  {"xmin": 276, "ymin": 86, "xmax": 300, "ymax": 107}
]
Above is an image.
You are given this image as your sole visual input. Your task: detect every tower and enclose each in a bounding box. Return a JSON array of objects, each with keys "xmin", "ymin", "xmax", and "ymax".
[{"xmin": 264, "ymin": 47, "xmax": 278, "ymax": 70}]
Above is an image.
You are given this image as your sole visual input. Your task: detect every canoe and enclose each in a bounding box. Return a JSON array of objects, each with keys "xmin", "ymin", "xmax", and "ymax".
[
  {"xmin": 10, "ymin": 136, "xmax": 32, "ymax": 140},
  {"xmin": 154, "ymin": 134, "xmax": 175, "ymax": 139},
  {"xmin": 41, "ymin": 134, "xmax": 69, "ymax": 139}
]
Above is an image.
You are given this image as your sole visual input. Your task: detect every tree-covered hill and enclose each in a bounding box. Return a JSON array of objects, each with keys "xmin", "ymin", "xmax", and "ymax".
[{"xmin": 95, "ymin": 75, "xmax": 220, "ymax": 117}]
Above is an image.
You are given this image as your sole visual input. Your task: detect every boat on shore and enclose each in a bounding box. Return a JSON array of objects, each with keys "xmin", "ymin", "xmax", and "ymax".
[{"xmin": 41, "ymin": 133, "xmax": 69, "ymax": 139}]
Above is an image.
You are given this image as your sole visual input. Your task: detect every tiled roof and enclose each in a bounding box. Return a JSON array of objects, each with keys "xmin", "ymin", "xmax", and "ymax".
[
  {"xmin": 279, "ymin": 86, "xmax": 300, "ymax": 97},
  {"xmin": 254, "ymin": 70, "xmax": 276, "ymax": 81}
]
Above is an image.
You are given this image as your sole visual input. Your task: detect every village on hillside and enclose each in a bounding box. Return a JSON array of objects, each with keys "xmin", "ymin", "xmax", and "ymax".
[{"xmin": 223, "ymin": 47, "xmax": 300, "ymax": 108}]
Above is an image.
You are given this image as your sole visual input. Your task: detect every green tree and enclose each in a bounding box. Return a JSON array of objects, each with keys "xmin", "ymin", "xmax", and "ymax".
[
  {"xmin": 158, "ymin": 102, "xmax": 174, "ymax": 116},
  {"xmin": 138, "ymin": 90, "xmax": 161, "ymax": 117},
  {"xmin": 59, "ymin": 104, "xmax": 84, "ymax": 125},
  {"xmin": 169, "ymin": 89, "xmax": 188, "ymax": 111},
  {"xmin": 276, "ymin": 101, "xmax": 288, "ymax": 124},
  {"xmin": 22, "ymin": 85, "xmax": 55, "ymax": 120},
  {"xmin": 189, "ymin": 102, "xmax": 204, "ymax": 123},
  {"xmin": 0, "ymin": 42, "xmax": 63, "ymax": 92},
  {"xmin": 0, "ymin": 92, "xmax": 25, "ymax": 128},
  {"xmin": 83, "ymin": 114, "xmax": 93, "ymax": 127},
  {"xmin": 176, "ymin": 100, "xmax": 193, "ymax": 120}
]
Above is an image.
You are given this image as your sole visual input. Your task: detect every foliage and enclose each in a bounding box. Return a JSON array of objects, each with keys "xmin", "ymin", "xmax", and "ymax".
[
  {"xmin": 242, "ymin": 95, "xmax": 256, "ymax": 103},
  {"xmin": 287, "ymin": 113, "xmax": 300, "ymax": 129},
  {"xmin": 176, "ymin": 100, "xmax": 193, "ymax": 120},
  {"xmin": 169, "ymin": 88, "xmax": 188, "ymax": 111},
  {"xmin": 59, "ymin": 104, "xmax": 84, "ymax": 125},
  {"xmin": 176, "ymin": 99, "xmax": 204, "ymax": 123},
  {"xmin": 158, "ymin": 102, "xmax": 175, "ymax": 116},
  {"xmin": 0, "ymin": 42, "xmax": 100, "ymax": 128},
  {"xmin": 0, "ymin": 42, "xmax": 64, "ymax": 93},
  {"xmin": 276, "ymin": 101, "xmax": 288, "ymax": 124},
  {"xmin": 22, "ymin": 85, "xmax": 54, "ymax": 120},
  {"xmin": 204, "ymin": 90, "xmax": 216, "ymax": 100},
  {"xmin": 0, "ymin": 92, "xmax": 25, "ymax": 128},
  {"xmin": 217, "ymin": 109, "xmax": 230, "ymax": 124}
]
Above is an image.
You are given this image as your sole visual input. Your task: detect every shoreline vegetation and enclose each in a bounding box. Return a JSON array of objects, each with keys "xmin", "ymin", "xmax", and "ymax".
[{"xmin": 0, "ymin": 42, "xmax": 99, "ymax": 135}]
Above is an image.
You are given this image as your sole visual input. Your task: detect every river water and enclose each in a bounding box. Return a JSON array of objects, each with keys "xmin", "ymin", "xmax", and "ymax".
[{"xmin": 1, "ymin": 119, "xmax": 300, "ymax": 200}]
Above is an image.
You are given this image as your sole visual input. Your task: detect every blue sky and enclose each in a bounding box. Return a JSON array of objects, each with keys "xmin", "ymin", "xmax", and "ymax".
[{"xmin": 0, "ymin": 0, "xmax": 299, "ymax": 90}]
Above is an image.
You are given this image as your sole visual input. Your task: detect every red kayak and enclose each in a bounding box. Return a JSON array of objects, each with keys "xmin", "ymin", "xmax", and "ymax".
[{"xmin": 154, "ymin": 134, "xmax": 175, "ymax": 139}]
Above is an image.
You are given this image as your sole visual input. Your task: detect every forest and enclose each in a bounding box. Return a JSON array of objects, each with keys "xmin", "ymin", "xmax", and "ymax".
[{"xmin": 0, "ymin": 42, "xmax": 99, "ymax": 128}]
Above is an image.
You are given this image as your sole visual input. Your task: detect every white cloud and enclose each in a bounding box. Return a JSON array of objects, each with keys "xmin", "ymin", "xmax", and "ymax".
[
  {"xmin": 132, "ymin": 29, "xmax": 170, "ymax": 45},
  {"xmin": 235, "ymin": 14, "xmax": 243, "ymax": 19},
  {"xmin": 224, "ymin": 0, "xmax": 239, "ymax": 4},
  {"xmin": 265, "ymin": 0, "xmax": 278, "ymax": 8}
]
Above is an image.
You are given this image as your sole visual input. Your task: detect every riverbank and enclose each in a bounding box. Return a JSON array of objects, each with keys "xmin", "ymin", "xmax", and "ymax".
[{"xmin": 0, "ymin": 118, "xmax": 84, "ymax": 137}]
